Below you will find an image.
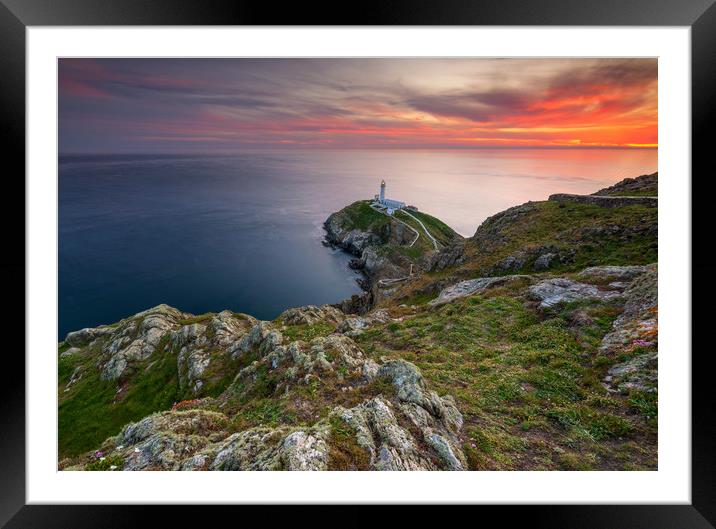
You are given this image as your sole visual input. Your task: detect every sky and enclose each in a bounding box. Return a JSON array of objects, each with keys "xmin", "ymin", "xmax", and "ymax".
[{"xmin": 58, "ymin": 58, "xmax": 657, "ymax": 153}]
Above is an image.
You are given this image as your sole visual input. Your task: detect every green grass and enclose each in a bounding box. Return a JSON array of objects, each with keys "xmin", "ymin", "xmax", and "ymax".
[
  {"xmin": 462, "ymin": 201, "xmax": 657, "ymax": 276},
  {"xmin": 355, "ymin": 290, "xmax": 654, "ymax": 469},
  {"xmin": 327, "ymin": 415, "xmax": 371, "ymax": 470},
  {"xmin": 281, "ymin": 322, "xmax": 336, "ymax": 342},
  {"xmin": 58, "ymin": 335, "xmax": 239, "ymax": 459},
  {"xmin": 58, "ymin": 338, "xmax": 181, "ymax": 458},
  {"xmin": 85, "ymin": 453, "xmax": 124, "ymax": 471},
  {"xmin": 408, "ymin": 210, "xmax": 461, "ymax": 245},
  {"xmin": 629, "ymin": 390, "xmax": 658, "ymax": 426},
  {"xmin": 336, "ymin": 200, "xmax": 390, "ymax": 231},
  {"xmin": 178, "ymin": 313, "xmax": 214, "ymax": 326}
]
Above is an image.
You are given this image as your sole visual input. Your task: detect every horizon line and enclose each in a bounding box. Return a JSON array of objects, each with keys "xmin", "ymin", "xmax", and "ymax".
[{"xmin": 59, "ymin": 145, "xmax": 659, "ymax": 157}]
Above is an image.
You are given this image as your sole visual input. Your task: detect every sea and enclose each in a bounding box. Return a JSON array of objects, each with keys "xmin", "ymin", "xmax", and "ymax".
[{"xmin": 59, "ymin": 148, "xmax": 657, "ymax": 338}]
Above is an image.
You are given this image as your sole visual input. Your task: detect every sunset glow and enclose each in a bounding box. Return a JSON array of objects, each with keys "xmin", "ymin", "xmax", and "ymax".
[{"xmin": 59, "ymin": 58, "xmax": 657, "ymax": 153}]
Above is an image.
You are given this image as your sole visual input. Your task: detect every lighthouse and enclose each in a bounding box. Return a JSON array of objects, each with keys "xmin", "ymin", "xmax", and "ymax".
[{"xmin": 375, "ymin": 179, "xmax": 406, "ymax": 215}]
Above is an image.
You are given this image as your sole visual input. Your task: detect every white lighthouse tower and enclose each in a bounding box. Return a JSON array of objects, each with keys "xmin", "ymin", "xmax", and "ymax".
[{"xmin": 375, "ymin": 179, "xmax": 406, "ymax": 215}]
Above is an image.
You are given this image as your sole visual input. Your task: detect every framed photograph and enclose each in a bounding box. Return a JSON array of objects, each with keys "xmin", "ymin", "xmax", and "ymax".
[{"xmin": 4, "ymin": 0, "xmax": 714, "ymax": 525}]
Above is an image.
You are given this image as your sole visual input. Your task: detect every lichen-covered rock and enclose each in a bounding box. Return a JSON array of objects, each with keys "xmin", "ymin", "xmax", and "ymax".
[
  {"xmin": 64, "ymin": 326, "xmax": 115, "ymax": 347},
  {"xmin": 279, "ymin": 305, "xmax": 345, "ymax": 326},
  {"xmin": 123, "ymin": 432, "xmax": 210, "ymax": 471},
  {"xmin": 64, "ymin": 366, "xmax": 83, "ymax": 392},
  {"xmin": 209, "ymin": 425, "xmax": 330, "ymax": 471},
  {"xmin": 111, "ymin": 409, "xmax": 231, "ymax": 471},
  {"xmin": 428, "ymin": 275, "xmax": 531, "ymax": 306},
  {"xmin": 265, "ymin": 334, "xmax": 367, "ymax": 381},
  {"xmin": 603, "ymin": 352, "xmax": 657, "ymax": 394},
  {"xmin": 577, "ymin": 265, "xmax": 648, "ymax": 283},
  {"xmin": 280, "ymin": 430, "xmax": 330, "ymax": 470},
  {"xmin": 98, "ymin": 304, "xmax": 185, "ymax": 380},
  {"xmin": 334, "ymin": 389, "xmax": 466, "ymax": 471},
  {"xmin": 209, "ymin": 311, "xmax": 256, "ymax": 347},
  {"xmin": 599, "ymin": 264, "xmax": 657, "ymax": 355},
  {"xmin": 528, "ymin": 278, "xmax": 621, "ymax": 309},
  {"xmin": 323, "ymin": 360, "xmax": 468, "ymax": 471},
  {"xmin": 118, "ymin": 410, "xmax": 229, "ymax": 446},
  {"xmin": 337, "ymin": 309, "xmax": 391, "ymax": 336},
  {"xmin": 599, "ymin": 265, "xmax": 658, "ymax": 393},
  {"xmin": 60, "ymin": 347, "xmax": 82, "ymax": 358},
  {"xmin": 231, "ymin": 321, "xmax": 283, "ymax": 360},
  {"xmin": 336, "ymin": 397, "xmax": 433, "ymax": 470}
]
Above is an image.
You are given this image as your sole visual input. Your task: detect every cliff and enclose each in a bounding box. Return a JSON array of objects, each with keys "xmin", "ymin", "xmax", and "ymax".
[
  {"xmin": 323, "ymin": 200, "xmax": 462, "ymax": 307},
  {"xmin": 58, "ymin": 175, "xmax": 658, "ymax": 472}
]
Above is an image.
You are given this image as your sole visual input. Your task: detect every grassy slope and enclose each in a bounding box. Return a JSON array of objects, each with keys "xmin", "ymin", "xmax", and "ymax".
[
  {"xmin": 59, "ymin": 337, "xmax": 180, "ymax": 458},
  {"xmin": 335, "ymin": 200, "xmax": 462, "ymax": 260},
  {"xmin": 58, "ymin": 313, "xmax": 242, "ymax": 459},
  {"xmin": 334, "ymin": 200, "xmax": 390, "ymax": 232},
  {"xmin": 60, "ymin": 192, "xmax": 658, "ymax": 470},
  {"xmin": 355, "ymin": 282, "xmax": 657, "ymax": 470},
  {"xmin": 392, "ymin": 200, "xmax": 656, "ymax": 306},
  {"xmin": 357, "ymin": 198, "xmax": 658, "ymax": 469},
  {"xmin": 467, "ymin": 201, "xmax": 657, "ymax": 272},
  {"xmin": 407, "ymin": 210, "xmax": 460, "ymax": 245}
]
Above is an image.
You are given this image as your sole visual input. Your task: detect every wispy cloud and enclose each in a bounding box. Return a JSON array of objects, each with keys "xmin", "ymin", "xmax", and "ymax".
[{"xmin": 58, "ymin": 58, "xmax": 657, "ymax": 153}]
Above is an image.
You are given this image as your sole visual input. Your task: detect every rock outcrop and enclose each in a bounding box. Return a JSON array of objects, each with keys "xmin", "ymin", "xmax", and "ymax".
[
  {"xmin": 577, "ymin": 265, "xmax": 648, "ymax": 283},
  {"xmin": 429, "ymin": 275, "xmax": 531, "ymax": 306},
  {"xmin": 337, "ymin": 309, "xmax": 391, "ymax": 336},
  {"xmin": 278, "ymin": 305, "xmax": 345, "ymax": 326},
  {"xmin": 528, "ymin": 278, "xmax": 622, "ymax": 309},
  {"xmin": 59, "ymin": 174, "xmax": 659, "ymax": 473},
  {"xmin": 592, "ymin": 172, "xmax": 658, "ymax": 197},
  {"xmin": 64, "ymin": 308, "xmax": 467, "ymax": 471},
  {"xmin": 99, "ymin": 304, "xmax": 186, "ymax": 380},
  {"xmin": 598, "ymin": 265, "xmax": 658, "ymax": 394}
]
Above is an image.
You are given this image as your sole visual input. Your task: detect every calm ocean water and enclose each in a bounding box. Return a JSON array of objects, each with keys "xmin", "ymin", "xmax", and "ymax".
[{"xmin": 59, "ymin": 149, "xmax": 656, "ymax": 337}]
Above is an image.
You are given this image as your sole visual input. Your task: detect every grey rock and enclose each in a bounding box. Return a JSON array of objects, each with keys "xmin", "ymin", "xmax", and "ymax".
[
  {"xmin": 232, "ymin": 321, "xmax": 283, "ymax": 360},
  {"xmin": 603, "ymin": 351, "xmax": 658, "ymax": 394},
  {"xmin": 599, "ymin": 264, "xmax": 657, "ymax": 355},
  {"xmin": 64, "ymin": 326, "xmax": 115, "ymax": 347},
  {"xmin": 60, "ymin": 347, "xmax": 82, "ymax": 358},
  {"xmin": 279, "ymin": 305, "xmax": 346, "ymax": 326},
  {"xmin": 496, "ymin": 252, "xmax": 527, "ymax": 272},
  {"xmin": 337, "ymin": 309, "xmax": 391, "ymax": 335},
  {"xmin": 281, "ymin": 430, "xmax": 329, "ymax": 471},
  {"xmin": 99, "ymin": 304, "xmax": 185, "ymax": 380},
  {"xmin": 209, "ymin": 426, "xmax": 329, "ymax": 471},
  {"xmin": 337, "ymin": 397, "xmax": 433, "ymax": 471},
  {"xmin": 64, "ymin": 366, "xmax": 83, "ymax": 392},
  {"xmin": 429, "ymin": 275, "xmax": 530, "ymax": 306},
  {"xmin": 533, "ymin": 253, "xmax": 556, "ymax": 271},
  {"xmin": 528, "ymin": 278, "xmax": 621, "ymax": 309},
  {"xmin": 577, "ymin": 265, "xmax": 648, "ymax": 283}
]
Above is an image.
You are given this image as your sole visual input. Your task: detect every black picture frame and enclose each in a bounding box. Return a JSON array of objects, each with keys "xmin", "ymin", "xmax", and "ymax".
[{"xmin": 2, "ymin": 0, "xmax": 714, "ymax": 526}]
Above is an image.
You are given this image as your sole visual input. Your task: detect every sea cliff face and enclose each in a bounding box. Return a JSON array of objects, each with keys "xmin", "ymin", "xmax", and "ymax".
[
  {"xmin": 323, "ymin": 200, "xmax": 463, "ymax": 306},
  {"xmin": 59, "ymin": 174, "xmax": 658, "ymax": 471}
]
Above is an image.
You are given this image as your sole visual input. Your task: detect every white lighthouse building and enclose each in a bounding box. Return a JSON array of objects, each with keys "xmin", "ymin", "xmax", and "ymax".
[{"xmin": 374, "ymin": 179, "xmax": 406, "ymax": 215}]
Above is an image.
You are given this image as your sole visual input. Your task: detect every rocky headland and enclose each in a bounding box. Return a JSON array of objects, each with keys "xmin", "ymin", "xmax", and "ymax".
[{"xmin": 59, "ymin": 173, "xmax": 658, "ymax": 471}]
